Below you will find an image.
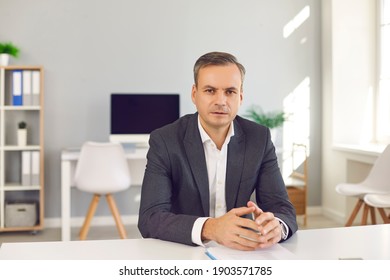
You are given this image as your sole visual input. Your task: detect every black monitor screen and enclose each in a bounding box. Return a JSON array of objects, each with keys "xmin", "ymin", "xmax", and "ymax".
[{"xmin": 110, "ymin": 93, "xmax": 180, "ymax": 134}]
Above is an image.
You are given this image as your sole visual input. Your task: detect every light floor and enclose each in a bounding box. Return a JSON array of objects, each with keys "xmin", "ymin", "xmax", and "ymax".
[{"xmin": 0, "ymin": 214, "xmax": 343, "ymax": 245}]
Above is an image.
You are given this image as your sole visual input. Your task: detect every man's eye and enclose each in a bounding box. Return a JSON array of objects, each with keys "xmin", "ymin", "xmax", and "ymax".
[
  {"xmin": 226, "ymin": 90, "xmax": 236, "ymax": 95},
  {"xmin": 205, "ymin": 89, "xmax": 214, "ymax": 93}
]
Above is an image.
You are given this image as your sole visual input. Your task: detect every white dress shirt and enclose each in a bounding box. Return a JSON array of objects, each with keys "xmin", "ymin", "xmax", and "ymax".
[{"xmin": 191, "ymin": 117, "xmax": 234, "ymax": 245}]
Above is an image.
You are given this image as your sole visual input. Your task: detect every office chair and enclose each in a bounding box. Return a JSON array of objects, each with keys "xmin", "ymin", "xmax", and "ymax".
[
  {"xmin": 284, "ymin": 143, "xmax": 308, "ymax": 226},
  {"xmin": 335, "ymin": 144, "xmax": 390, "ymax": 226},
  {"xmin": 73, "ymin": 141, "xmax": 131, "ymax": 240},
  {"xmin": 364, "ymin": 194, "xmax": 390, "ymax": 224}
]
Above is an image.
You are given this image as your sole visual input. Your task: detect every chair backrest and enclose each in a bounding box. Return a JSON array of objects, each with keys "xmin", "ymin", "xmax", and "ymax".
[
  {"xmin": 362, "ymin": 144, "xmax": 390, "ymax": 192},
  {"xmin": 74, "ymin": 141, "xmax": 131, "ymax": 194}
]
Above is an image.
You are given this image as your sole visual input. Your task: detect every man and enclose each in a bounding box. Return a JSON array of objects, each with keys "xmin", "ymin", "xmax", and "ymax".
[{"xmin": 138, "ymin": 52, "xmax": 297, "ymax": 251}]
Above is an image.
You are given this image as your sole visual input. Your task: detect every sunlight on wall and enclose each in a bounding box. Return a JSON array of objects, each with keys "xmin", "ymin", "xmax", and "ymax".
[
  {"xmin": 281, "ymin": 77, "xmax": 310, "ymax": 177},
  {"xmin": 377, "ymin": 80, "xmax": 390, "ymax": 141},
  {"xmin": 360, "ymin": 86, "xmax": 374, "ymax": 144},
  {"xmin": 283, "ymin": 5, "xmax": 310, "ymax": 39}
]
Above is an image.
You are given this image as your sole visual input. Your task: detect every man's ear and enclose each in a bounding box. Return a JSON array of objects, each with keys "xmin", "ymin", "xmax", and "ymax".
[{"xmin": 191, "ymin": 84, "xmax": 197, "ymax": 104}]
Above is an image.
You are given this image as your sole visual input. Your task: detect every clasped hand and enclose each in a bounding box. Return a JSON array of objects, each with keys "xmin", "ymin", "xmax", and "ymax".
[{"xmin": 202, "ymin": 201, "xmax": 282, "ymax": 251}]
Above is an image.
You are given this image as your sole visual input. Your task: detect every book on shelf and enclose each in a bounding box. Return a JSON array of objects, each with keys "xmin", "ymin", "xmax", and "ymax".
[
  {"xmin": 31, "ymin": 151, "xmax": 40, "ymax": 185},
  {"xmin": 32, "ymin": 70, "xmax": 40, "ymax": 106},
  {"xmin": 21, "ymin": 151, "xmax": 32, "ymax": 186},
  {"xmin": 21, "ymin": 150, "xmax": 40, "ymax": 186},
  {"xmin": 22, "ymin": 70, "xmax": 32, "ymax": 105},
  {"xmin": 12, "ymin": 70, "xmax": 23, "ymax": 106}
]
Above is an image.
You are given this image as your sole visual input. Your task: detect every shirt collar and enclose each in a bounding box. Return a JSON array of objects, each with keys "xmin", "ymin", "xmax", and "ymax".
[{"xmin": 197, "ymin": 115, "xmax": 235, "ymax": 145}]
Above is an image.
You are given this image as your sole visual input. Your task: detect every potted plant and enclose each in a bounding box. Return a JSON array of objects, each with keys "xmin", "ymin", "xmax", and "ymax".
[
  {"xmin": 0, "ymin": 42, "xmax": 20, "ymax": 66},
  {"xmin": 245, "ymin": 105, "xmax": 287, "ymax": 142},
  {"xmin": 17, "ymin": 121, "xmax": 27, "ymax": 146}
]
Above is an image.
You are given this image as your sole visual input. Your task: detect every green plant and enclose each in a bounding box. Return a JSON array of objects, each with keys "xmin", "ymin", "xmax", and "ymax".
[
  {"xmin": 245, "ymin": 105, "xmax": 286, "ymax": 129},
  {"xmin": 18, "ymin": 121, "xmax": 27, "ymax": 129},
  {"xmin": 0, "ymin": 42, "xmax": 20, "ymax": 58}
]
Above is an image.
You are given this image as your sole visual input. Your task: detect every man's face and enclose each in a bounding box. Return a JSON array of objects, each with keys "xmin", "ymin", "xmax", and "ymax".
[{"xmin": 192, "ymin": 64, "xmax": 243, "ymax": 133}]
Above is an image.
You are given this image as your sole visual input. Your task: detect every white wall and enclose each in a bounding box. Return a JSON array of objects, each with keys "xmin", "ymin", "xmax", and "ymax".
[{"xmin": 0, "ymin": 0, "xmax": 322, "ymax": 220}]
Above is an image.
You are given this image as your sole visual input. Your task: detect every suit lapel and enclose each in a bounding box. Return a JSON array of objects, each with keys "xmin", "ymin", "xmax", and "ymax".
[
  {"xmin": 184, "ymin": 114, "xmax": 210, "ymax": 216},
  {"xmin": 225, "ymin": 119, "xmax": 246, "ymax": 210}
]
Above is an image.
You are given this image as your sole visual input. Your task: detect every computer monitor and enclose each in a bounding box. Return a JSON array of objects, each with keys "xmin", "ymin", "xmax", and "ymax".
[{"xmin": 110, "ymin": 93, "xmax": 180, "ymax": 146}]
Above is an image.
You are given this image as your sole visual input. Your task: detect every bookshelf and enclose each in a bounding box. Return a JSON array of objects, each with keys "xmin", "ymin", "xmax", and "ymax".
[{"xmin": 0, "ymin": 65, "xmax": 44, "ymax": 232}]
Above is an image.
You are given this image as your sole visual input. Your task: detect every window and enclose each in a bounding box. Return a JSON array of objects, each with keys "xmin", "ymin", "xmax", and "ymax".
[{"xmin": 377, "ymin": 0, "xmax": 390, "ymax": 142}]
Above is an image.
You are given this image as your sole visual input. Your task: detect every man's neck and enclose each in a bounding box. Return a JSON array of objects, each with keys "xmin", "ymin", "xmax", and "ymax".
[{"xmin": 199, "ymin": 122, "xmax": 231, "ymax": 150}]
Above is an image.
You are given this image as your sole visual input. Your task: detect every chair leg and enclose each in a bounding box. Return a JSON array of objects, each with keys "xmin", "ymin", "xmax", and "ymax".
[
  {"xmin": 80, "ymin": 194, "xmax": 100, "ymax": 240},
  {"xmin": 369, "ymin": 206, "xmax": 376, "ymax": 225},
  {"xmin": 345, "ymin": 199, "xmax": 364, "ymax": 227},
  {"xmin": 378, "ymin": 208, "xmax": 390, "ymax": 224},
  {"xmin": 106, "ymin": 194, "xmax": 127, "ymax": 239},
  {"xmin": 361, "ymin": 203, "xmax": 369, "ymax": 225}
]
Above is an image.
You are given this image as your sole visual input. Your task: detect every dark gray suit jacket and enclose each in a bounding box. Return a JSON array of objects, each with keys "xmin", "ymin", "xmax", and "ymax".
[{"xmin": 138, "ymin": 113, "xmax": 297, "ymax": 246}]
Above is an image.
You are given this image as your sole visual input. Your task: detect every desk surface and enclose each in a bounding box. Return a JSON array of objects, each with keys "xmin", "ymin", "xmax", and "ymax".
[
  {"xmin": 0, "ymin": 238, "xmax": 208, "ymax": 260},
  {"xmin": 1, "ymin": 224, "xmax": 389, "ymax": 260}
]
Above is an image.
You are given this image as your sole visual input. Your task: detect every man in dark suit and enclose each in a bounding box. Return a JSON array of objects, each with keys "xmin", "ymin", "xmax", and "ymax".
[{"xmin": 138, "ymin": 52, "xmax": 297, "ymax": 251}]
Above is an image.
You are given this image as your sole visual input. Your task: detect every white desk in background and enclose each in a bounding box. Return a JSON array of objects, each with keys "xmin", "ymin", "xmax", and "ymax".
[
  {"xmin": 1, "ymin": 224, "xmax": 389, "ymax": 259},
  {"xmin": 61, "ymin": 147, "xmax": 148, "ymax": 242}
]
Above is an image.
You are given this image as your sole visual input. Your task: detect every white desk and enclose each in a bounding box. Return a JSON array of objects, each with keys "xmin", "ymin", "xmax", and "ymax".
[
  {"xmin": 282, "ymin": 224, "xmax": 390, "ymax": 259},
  {"xmin": 1, "ymin": 225, "xmax": 389, "ymax": 259},
  {"xmin": 0, "ymin": 238, "xmax": 207, "ymax": 260},
  {"xmin": 61, "ymin": 147, "xmax": 148, "ymax": 241}
]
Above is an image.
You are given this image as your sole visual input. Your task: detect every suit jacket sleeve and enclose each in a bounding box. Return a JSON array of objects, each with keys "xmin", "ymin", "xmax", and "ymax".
[{"xmin": 137, "ymin": 126, "xmax": 201, "ymax": 246}]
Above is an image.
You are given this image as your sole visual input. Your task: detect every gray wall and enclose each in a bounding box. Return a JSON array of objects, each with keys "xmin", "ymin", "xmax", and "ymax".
[{"xmin": 0, "ymin": 0, "xmax": 322, "ymax": 219}]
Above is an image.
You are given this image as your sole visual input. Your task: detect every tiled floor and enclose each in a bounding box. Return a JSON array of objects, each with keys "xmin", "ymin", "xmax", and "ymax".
[{"xmin": 0, "ymin": 214, "xmax": 343, "ymax": 244}]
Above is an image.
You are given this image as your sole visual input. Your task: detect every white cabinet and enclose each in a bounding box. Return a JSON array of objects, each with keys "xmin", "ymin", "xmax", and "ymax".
[{"xmin": 0, "ymin": 65, "xmax": 44, "ymax": 232}]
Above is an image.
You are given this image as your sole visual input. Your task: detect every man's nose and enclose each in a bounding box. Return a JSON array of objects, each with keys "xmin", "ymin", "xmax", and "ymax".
[{"xmin": 214, "ymin": 91, "xmax": 227, "ymax": 105}]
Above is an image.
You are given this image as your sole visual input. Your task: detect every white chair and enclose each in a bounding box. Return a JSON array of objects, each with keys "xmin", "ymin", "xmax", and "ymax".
[
  {"xmin": 335, "ymin": 144, "xmax": 390, "ymax": 226},
  {"xmin": 364, "ymin": 194, "xmax": 390, "ymax": 224},
  {"xmin": 73, "ymin": 141, "xmax": 131, "ymax": 240}
]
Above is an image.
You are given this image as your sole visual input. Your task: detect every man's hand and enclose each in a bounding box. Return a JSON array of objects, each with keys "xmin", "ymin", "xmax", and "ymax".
[
  {"xmin": 247, "ymin": 201, "xmax": 282, "ymax": 248},
  {"xmin": 201, "ymin": 206, "xmax": 262, "ymax": 251}
]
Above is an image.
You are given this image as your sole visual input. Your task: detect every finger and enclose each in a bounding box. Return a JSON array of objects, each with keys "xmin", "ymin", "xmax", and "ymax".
[
  {"xmin": 259, "ymin": 218, "xmax": 280, "ymax": 236},
  {"xmin": 257, "ymin": 234, "xmax": 281, "ymax": 249},
  {"xmin": 233, "ymin": 231, "xmax": 264, "ymax": 249},
  {"xmin": 236, "ymin": 216, "xmax": 260, "ymax": 233},
  {"xmin": 247, "ymin": 201, "xmax": 263, "ymax": 215},
  {"xmin": 230, "ymin": 206, "xmax": 256, "ymax": 217},
  {"xmin": 255, "ymin": 211, "xmax": 274, "ymax": 227},
  {"xmin": 257, "ymin": 222, "xmax": 281, "ymax": 244},
  {"xmin": 237, "ymin": 227, "xmax": 262, "ymax": 243},
  {"xmin": 220, "ymin": 231, "xmax": 259, "ymax": 251}
]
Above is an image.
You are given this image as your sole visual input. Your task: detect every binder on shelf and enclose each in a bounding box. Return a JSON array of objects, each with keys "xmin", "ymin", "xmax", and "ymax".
[
  {"xmin": 22, "ymin": 70, "xmax": 32, "ymax": 105},
  {"xmin": 31, "ymin": 151, "xmax": 40, "ymax": 186},
  {"xmin": 32, "ymin": 70, "xmax": 40, "ymax": 106},
  {"xmin": 21, "ymin": 151, "xmax": 32, "ymax": 186},
  {"xmin": 12, "ymin": 70, "xmax": 23, "ymax": 106}
]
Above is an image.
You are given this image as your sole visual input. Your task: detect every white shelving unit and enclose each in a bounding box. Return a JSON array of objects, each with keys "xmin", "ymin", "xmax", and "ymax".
[{"xmin": 0, "ymin": 65, "xmax": 44, "ymax": 232}]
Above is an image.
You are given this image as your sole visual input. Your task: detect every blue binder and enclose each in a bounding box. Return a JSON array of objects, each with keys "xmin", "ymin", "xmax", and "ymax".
[{"xmin": 12, "ymin": 70, "xmax": 23, "ymax": 106}]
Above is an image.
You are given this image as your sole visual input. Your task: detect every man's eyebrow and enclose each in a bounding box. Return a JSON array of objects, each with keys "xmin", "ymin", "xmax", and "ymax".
[
  {"xmin": 201, "ymin": 85, "xmax": 239, "ymax": 91},
  {"xmin": 201, "ymin": 85, "xmax": 217, "ymax": 89},
  {"xmin": 224, "ymin": 86, "xmax": 239, "ymax": 91}
]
